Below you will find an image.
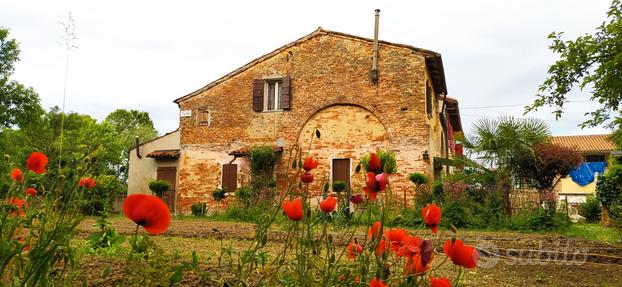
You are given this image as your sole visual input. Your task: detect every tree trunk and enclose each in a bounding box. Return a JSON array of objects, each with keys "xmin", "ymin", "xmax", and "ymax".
[{"xmin": 497, "ymin": 170, "xmax": 512, "ymax": 216}]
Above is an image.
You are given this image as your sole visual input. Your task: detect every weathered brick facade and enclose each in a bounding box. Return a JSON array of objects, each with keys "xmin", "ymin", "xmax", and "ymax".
[{"xmin": 173, "ymin": 28, "xmax": 461, "ymax": 214}]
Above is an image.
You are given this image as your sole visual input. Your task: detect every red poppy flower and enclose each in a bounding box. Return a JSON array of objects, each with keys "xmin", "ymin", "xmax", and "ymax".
[
  {"xmin": 384, "ymin": 228, "xmax": 408, "ymax": 251},
  {"xmin": 26, "ymin": 152, "xmax": 48, "ymax": 174},
  {"xmin": 11, "ymin": 168, "xmax": 23, "ymax": 182},
  {"xmin": 396, "ymin": 235, "xmax": 422, "ymax": 258},
  {"xmin": 443, "ymin": 239, "xmax": 480, "ymax": 269},
  {"xmin": 7, "ymin": 197, "xmax": 27, "ymax": 217},
  {"xmin": 366, "ymin": 172, "xmax": 389, "ymax": 193},
  {"xmin": 303, "ymin": 156, "xmax": 319, "ymax": 171},
  {"xmin": 368, "ymin": 153, "xmax": 382, "ymax": 173},
  {"xmin": 346, "ymin": 240, "xmax": 363, "ymax": 259},
  {"xmin": 122, "ymin": 194, "xmax": 171, "ymax": 235},
  {"xmin": 421, "ymin": 203, "xmax": 441, "ymax": 233},
  {"xmin": 349, "ymin": 194, "xmax": 363, "ymax": 204},
  {"xmin": 404, "ymin": 254, "xmax": 430, "ymax": 275},
  {"xmin": 78, "ymin": 177, "xmax": 97, "ymax": 188},
  {"xmin": 375, "ymin": 239, "xmax": 390, "ymax": 257},
  {"xmin": 319, "ymin": 196, "xmax": 337, "ymax": 213},
  {"xmin": 281, "ymin": 198, "xmax": 303, "ymax": 221},
  {"xmin": 367, "ymin": 221, "xmax": 382, "ymax": 240},
  {"xmin": 363, "ymin": 187, "xmax": 378, "ymax": 201},
  {"xmin": 301, "ymin": 171, "xmax": 314, "ymax": 183},
  {"xmin": 430, "ymin": 277, "xmax": 452, "ymax": 287},
  {"xmin": 24, "ymin": 188, "xmax": 37, "ymax": 197},
  {"xmin": 370, "ymin": 277, "xmax": 388, "ymax": 287}
]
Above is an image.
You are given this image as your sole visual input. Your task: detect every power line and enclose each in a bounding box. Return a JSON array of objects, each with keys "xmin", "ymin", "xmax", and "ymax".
[
  {"xmin": 460, "ymin": 114, "xmax": 579, "ymax": 124},
  {"xmin": 460, "ymin": 100, "xmax": 590, "ymax": 110}
]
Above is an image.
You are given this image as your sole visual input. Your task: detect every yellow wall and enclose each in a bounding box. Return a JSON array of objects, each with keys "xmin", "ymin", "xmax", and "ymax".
[{"xmin": 558, "ymin": 174, "xmax": 600, "ymax": 195}]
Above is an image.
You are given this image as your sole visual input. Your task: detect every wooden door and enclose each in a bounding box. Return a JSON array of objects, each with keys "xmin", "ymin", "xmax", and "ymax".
[
  {"xmin": 332, "ymin": 159, "xmax": 351, "ymax": 193},
  {"xmin": 221, "ymin": 164, "xmax": 238, "ymax": 193},
  {"xmin": 156, "ymin": 166, "xmax": 176, "ymax": 212}
]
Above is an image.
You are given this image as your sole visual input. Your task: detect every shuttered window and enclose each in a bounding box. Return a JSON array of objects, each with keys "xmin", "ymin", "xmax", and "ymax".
[
  {"xmin": 252, "ymin": 76, "xmax": 291, "ymax": 112},
  {"xmin": 426, "ymin": 81, "xmax": 432, "ymax": 118},
  {"xmin": 221, "ymin": 164, "xmax": 238, "ymax": 193},
  {"xmin": 196, "ymin": 107, "xmax": 211, "ymax": 126}
]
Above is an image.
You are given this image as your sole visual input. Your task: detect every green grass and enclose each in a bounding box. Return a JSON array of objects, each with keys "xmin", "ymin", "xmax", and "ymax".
[{"xmin": 563, "ymin": 223, "xmax": 621, "ymax": 243}]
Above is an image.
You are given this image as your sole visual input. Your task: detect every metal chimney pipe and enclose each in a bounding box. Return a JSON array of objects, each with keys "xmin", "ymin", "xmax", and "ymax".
[{"xmin": 371, "ymin": 9, "xmax": 380, "ymax": 84}]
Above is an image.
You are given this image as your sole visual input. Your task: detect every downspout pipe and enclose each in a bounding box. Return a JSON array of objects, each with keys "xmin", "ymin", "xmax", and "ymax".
[
  {"xmin": 370, "ymin": 9, "xmax": 380, "ymax": 84},
  {"xmin": 135, "ymin": 136, "xmax": 142, "ymax": 159},
  {"xmin": 440, "ymin": 93, "xmax": 450, "ymax": 173}
]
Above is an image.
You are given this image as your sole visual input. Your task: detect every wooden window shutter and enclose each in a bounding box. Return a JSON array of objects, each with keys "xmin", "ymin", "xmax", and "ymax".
[
  {"xmin": 425, "ymin": 81, "xmax": 432, "ymax": 118},
  {"xmin": 252, "ymin": 79, "xmax": 264, "ymax": 112},
  {"xmin": 221, "ymin": 164, "xmax": 238, "ymax": 193},
  {"xmin": 280, "ymin": 76, "xmax": 291, "ymax": 109}
]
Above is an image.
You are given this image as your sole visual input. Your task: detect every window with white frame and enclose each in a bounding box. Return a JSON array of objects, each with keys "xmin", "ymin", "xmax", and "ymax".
[{"xmin": 265, "ymin": 80, "xmax": 282, "ymax": 111}]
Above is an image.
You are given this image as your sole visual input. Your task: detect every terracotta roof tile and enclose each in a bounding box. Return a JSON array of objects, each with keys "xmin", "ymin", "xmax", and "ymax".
[
  {"xmin": 229, "ymin": 146, "xmax": 284, "ymax": 157},
  {"xmin": 550, "ymin": 134, "xmax": 616, "ymax": 153},
  {"xmin": 146, "ymin": 149, "xmax": 180, "ymax": 159}
]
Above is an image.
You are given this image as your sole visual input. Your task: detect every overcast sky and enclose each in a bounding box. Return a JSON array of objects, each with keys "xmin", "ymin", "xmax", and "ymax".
[{"xmin": 1, "ymin": 0, "xmax": 614, "ymax": 136}]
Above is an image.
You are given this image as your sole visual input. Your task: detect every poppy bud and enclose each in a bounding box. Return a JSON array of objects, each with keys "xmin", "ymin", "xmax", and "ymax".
[{"xmin": 4, "ymin": 154, "xmax": 10, "ymax": 161}]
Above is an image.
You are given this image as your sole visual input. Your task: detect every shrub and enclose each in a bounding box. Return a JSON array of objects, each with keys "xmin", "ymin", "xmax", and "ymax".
[
  {"xmin": 212, "ymin": 188, "xmax": 227, "ymax": 202},
  {"xmin": 580, "ymin": 196, "xmax": 601, "ymax": 223},
  {"xmin": 441, "ymin": 202, "xmax": 469, "ymax": 228},
  {"xmin": 409, "ymin": 172, "xmax": 428, "ymax": 185},
  {"xmin": 432, "ymin": 181, "xmax": 443, "ymax": 198},
  {"xmin": 234, "ymin": 186, "xmax": 254, "ymax": 207},
  {"xmin": 332, "ymin": 180, "xmax": 346, "ymax": 193},
  {"xmin": 249, "ymin": 145, "xmax": 277, "ymax": 175},
  {"xmin": 509, "ymin": 209, "xmax": 570, "ymax": 232},
  {"xmin": 148, "ymin": 180, "xmax": 170, "ymax": 197},
  {"xmin": 81, "ymin": 174, "xmax": 126, "ymax": 215},
  {"xmin": 191, "ymin": 202, "xmax": 207, "ymax": 217}
]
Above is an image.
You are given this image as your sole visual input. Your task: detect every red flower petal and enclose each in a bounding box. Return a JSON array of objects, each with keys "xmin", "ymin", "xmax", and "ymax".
[
  {"xmin": 11, "ymin": 168, "xmax": 23, "ymax": 182},
  {"xmin": 303, "ymin": 157, "xmax": 319, "ymax": 171},
  {"xmin": 346, "ymin": 241, "xmax": 363, "ymax": 259},
  {"xmin": 26, "ymin": 152, "xmax": 48, "ymax": 174},
  {"xmin": 443, "ymin": 239, "xmax": 479, "ymax": 269},
  {"xmin": 24, "ymin": 188, "xmax": 37, "ymax": 197},
  {"xmin": 430, "ymin": 277, "xmax": 452, "ymax": 287},
  {"xmin": 375, "ymin": 172, "xmax": 389, "ymax": 191},
  {"xmin": 122, "ymin": 194, "xmax": 171, "ymax": 235},
  {"xmin": 370, "ymin": 277, "xmax": 388, "ymax": 287},
  {"xmin": 368, "ymin": 153, "xmax": 382, "ymax": 173},
  {"xmin": 301, "ymin": 171, "xmax": 314, "ymax": 183},
  {"xmin": 319, "ymin": 196, "xmax": 337, "ymax": 213},
  {"xmin": 367, "ymin": 221, "xmax": 382, "ymax": 240},
  {"xmin": 422, "ymin": 203, "xmax": 441, "ymax": 234},
  {"xmin": 281, "ymin": 198, "xmax": 303, "ymax": 221}
]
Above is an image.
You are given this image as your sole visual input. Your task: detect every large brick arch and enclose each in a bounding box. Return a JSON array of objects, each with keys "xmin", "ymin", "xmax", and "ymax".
[{"xmin": 295, "ymin": 101, "xmax": 393, "ymax": 144}]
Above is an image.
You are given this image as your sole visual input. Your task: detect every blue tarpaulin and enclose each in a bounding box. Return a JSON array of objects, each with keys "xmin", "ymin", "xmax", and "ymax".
[{"xmin": 569, "ymin": 162, "xmax": 607, "ymax": 186}]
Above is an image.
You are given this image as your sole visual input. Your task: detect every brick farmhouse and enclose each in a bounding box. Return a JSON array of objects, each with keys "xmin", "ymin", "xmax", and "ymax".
[{"xmin": 128, "ymin": 28, "xmax": 463, "ymax": 214}]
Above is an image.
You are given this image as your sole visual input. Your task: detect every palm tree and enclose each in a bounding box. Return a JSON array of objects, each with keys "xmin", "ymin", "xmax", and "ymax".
[{"xmin": 461, "ymin": 116, "xmax": 551, "ymax": 215}]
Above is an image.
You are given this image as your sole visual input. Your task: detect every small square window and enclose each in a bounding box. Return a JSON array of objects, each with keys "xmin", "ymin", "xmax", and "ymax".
[
  {"xmin": 265, "ymin": 80, "xmax": 282, "ymax": 111},
  {"xmin": 196, "ymin": 107, "xmax": 211, "ymax": 126}
]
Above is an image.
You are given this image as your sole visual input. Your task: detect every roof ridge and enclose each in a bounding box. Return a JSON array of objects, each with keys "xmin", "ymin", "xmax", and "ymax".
[{"xmin": 173, "ymin": 28, "xmax": 445, "ymax": 104}]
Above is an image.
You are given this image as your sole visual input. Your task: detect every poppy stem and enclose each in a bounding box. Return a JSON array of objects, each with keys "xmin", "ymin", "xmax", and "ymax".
[{"xmin": 131, "ymin": 224, "xmax": 139, "ymax": 253}]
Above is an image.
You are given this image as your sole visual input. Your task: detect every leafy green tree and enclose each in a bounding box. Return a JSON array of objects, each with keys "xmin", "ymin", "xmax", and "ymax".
[
  {"xmin": 526, "ymin": 0, "xmax": 622, "ymax": 127},
  {"xmin": 511, "ymin": 143, "xmax": 582, "ymax": 210},
  {"xmin": 104, "ymin": 109, "xmax": 158, "ymax": 179},
  {"xmin": 0, "ymin": 27, "xmax": 43, "ymax": 130},
  {"xmin": 461, "ymin": 116, "xmax": 551, "ymax": 214}
]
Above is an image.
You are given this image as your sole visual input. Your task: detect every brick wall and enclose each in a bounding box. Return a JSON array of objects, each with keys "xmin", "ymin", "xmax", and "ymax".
[{"xmin": 176, "ymin": 31, "xmax": 445, "ymax": 213}]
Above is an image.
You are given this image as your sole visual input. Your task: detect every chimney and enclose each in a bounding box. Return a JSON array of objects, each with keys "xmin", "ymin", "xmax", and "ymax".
[{"xmin": 371, "ymin": 9, "xmax": 380, "ymax": 84}]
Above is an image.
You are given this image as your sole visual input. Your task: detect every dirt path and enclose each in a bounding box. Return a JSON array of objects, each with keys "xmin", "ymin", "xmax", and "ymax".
[{"xmin": 78, "ymin": 218, "xmax": 622, "ymax": 286}]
